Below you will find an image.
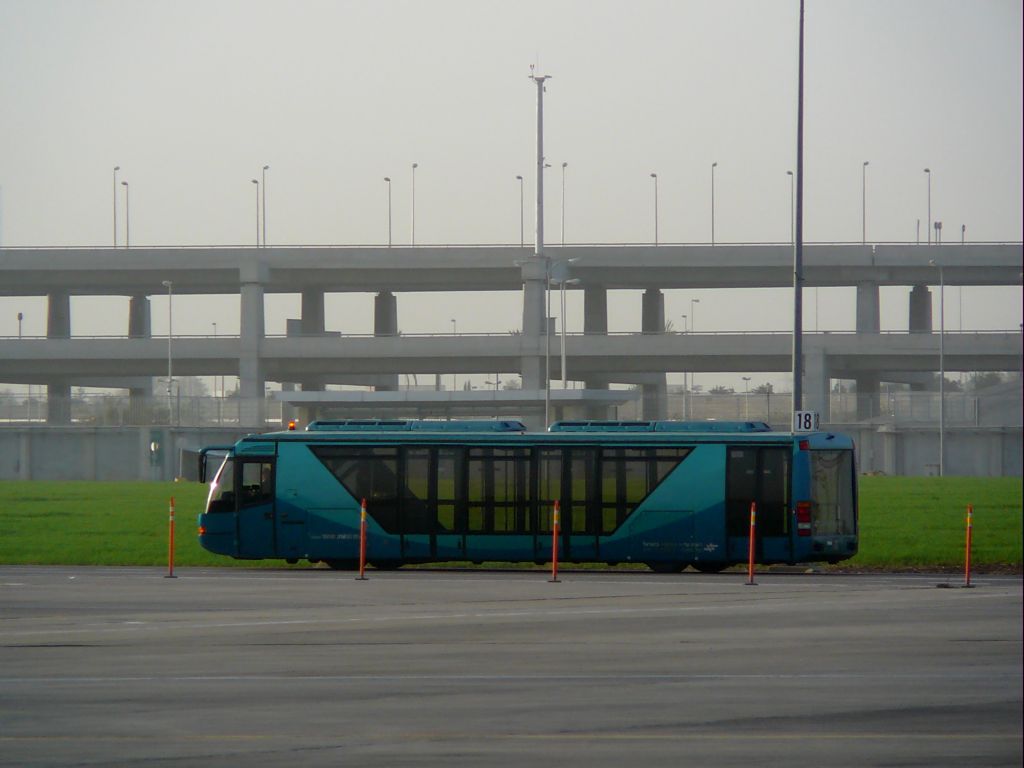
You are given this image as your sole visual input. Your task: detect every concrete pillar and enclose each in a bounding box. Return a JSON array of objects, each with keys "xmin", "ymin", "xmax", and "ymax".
[
  {"xmin": 908, "ymin": 284, "xmax": 932, "ymax": 333},
  {"xmin": 46, "ymin": 291, "xmax": 71, "ymax": 424},
  {"xmin": 128, "ymin": 295, "xmax": 152, "ymax": 420},
  {"xmin": 374, "ymin": 291, "xmax": 399, "ymax": 392},
  {"xmin": 854, "ymin": 282, "xmax": 880, "ymax": 420},
  {"xmin": 641, "ymin": 288, "xmax": 667, "ymax": 421},
  {"xmin": 295, "ymin": 289, "xmax": 326, "ymax": 424},
  {"xmin": 908, "ymin": 285, "xmax": 933, "ymax": 392},
  {"xmin": 804, "ymin": 347, "xmax": 829, "ymax": 420},
  {"xmin": 520, "ymin": 258, "xmax": 546, "ymax": 393},
  {"xmin": 239, "ymin": 262, "xmax": 267, "ymax": 426},
  {"xmin": 583, "ymin": 285, "xmax": 609, "ymax": 419}
]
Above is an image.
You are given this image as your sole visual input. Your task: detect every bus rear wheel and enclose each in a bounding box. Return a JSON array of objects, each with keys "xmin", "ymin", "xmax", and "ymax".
[
  {"xmin": 693, "ymin": 561, "xmax": 728, "ymax": 574},
  {"xmin": 646, "ymin": 561, "xmax": 685, "ymax": 574},
  {"xmin": 324, "ymin": 559, "xmax": 359, "ymax": 571}
]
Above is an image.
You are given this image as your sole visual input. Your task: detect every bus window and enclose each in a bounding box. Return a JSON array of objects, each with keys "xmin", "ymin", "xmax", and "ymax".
[
  {"xmin": 206, "ymin": 457, "xmax": 235, "ymax": 513},
  {"xmin": 240, "ymin": 461, "xmax": 274, "ymax": 506},
  {"xmin": 810, "ymin": 450, "xmax": 856, "ymax": 536},
  {"xmin": 467, "ymin": 447, "xmax": 529, "ymax": 534}
]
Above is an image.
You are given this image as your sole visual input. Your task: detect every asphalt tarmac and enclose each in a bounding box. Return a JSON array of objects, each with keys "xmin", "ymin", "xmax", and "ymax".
[{"xmin": 1, "ymin": 566, "xmax": 1021, "ymax": 767}]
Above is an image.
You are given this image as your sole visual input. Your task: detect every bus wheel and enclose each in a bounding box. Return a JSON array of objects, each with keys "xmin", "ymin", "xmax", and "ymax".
[
  {"xmin": 324, "ymin": 559, "xmax": 358, "ymax": 571},
  {"xmin": 646, "ymin": 561, "xmax": 685, "ymax": 574},
  {"xmin": 693, "ymin": 561, "xmax": 728, "ymax": 574},
  {"xmin": 370, "ymin": 560, "xmax": 403, "ymax": 570}
]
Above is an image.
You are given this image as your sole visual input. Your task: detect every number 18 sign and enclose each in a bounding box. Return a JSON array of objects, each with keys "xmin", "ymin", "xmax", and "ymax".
[{"xmin": 793, "ymin": 411, "xmax": 820, "ymax": 433}]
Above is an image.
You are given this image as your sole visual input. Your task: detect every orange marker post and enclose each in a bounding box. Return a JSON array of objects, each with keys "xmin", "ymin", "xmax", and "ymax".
[
  {"xmin": 963, "ymin": 504, "xmax": 974, "ymax": 589},
  {"xmin": 549, "ymin": 500, "xmax": 561, "ymax": 583},
  {"xmin": 356, "ymin": 498, "xmax": 368, "ymax": 581},
  {"xmin": 745, "ymin": 501, "xmax": 757, "ymax": 586},
  {"xmin": 165, "ymin": 497, "xmax": 177, "ymax": 579}
]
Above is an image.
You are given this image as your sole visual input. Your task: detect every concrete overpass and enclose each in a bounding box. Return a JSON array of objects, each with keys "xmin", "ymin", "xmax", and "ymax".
[{"xmin": 1, "ymin": 242, "xmax": 1021, "ymax": 427}]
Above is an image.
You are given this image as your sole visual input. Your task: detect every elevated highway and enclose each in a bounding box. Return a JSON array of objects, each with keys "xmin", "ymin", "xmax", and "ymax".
[{"xmin": 1, "ymin": 242, "xmax": 1021, "ymax": 426}]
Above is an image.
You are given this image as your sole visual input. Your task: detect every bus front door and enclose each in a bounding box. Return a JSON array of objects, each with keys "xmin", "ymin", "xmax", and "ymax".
[{"xmin": 237, "ymin": 459, "xmax": 276, "ymax": 559}]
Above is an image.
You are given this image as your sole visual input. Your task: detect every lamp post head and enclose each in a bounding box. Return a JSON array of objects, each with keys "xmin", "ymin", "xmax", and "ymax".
[
  {"xmin": 786, "ymin": 170, "xmax": 793, "ymax": 177},
  {"xmin": 412, "ymin": 162, "xmax": 418, "ymax": 169},
  {"xmin": 121, "ymin": 180, "xmax": 128, "ymax": 187},
  {"xmin": 251, "ymin": 179, "xmax": 258, "ymax": 185},
  {"xmin": 650, "ymin": 172, "xmax": 657, "ymax": 179},
  {"xmin": 562, "ymin": 162, "xmax": 568, "ymax": 168},
  {"xmin": 863, "ymin": 160, "xmax": 869, "ymax": 167},
  {"xmin": 384, "ymin": 176, "xmax": 390, "ymax": 182},
  {"xmin": 712, "ymin": 161, "xmax": 718, "ymax": 169},
  {"xmin": 924, "ymin": 167, "xmax": 930, "ymax": 174},
  {"xmin": 263, "ymin": 165, "xmax": 269, "ymax": 171},
  {"xmin": 114, "ymin": 165, "xmax": 120, "ymax": 171},
  {"xmin": 162, "ymin": 280, "xmax": 172, "ymax": 289},
  {"xmin": 516, "ymin": 175, "xmax": 522, "ymax": 181}
]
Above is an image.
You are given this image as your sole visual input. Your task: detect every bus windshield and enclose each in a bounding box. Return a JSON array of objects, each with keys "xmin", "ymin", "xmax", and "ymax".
[
  {"xmin": 809, "ymin": 450, "xmax": 856, "ymax": 536},
  {"xmin": 206, "ymin": 455, "xmax": 235, "ymax": 514}
]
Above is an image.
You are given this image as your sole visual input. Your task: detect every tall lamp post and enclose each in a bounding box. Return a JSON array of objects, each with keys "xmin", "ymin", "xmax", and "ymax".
[
  {"xmin": 113, "ymin": 166, "xmax": 120, "ymax": 247},
  {"xmin": 384, "ymin": 176, "xmax": 392, "ymax": 247},
  {"xmin": 742, "ymin": 376, "xmax": 751, "ymax": 419},
  {"xmin": 929, "ymin": 259, "xmax": 944, "ymax": 476},
  {"xmin": 251, "ymin": 179, "xmax": 260, "ymax": 246},
  {"xmin": 530, "ymin": 68, "xmax": 552, "ymax": 427},
  {"xmin": 650, "ymin": 172, "xmax": 659, "ymax": 246},
  {"xmin": 161, "ymin": 280, "xmax": 174, "ymax": 425},
  {"xmin": 261, "ymin": 165, "xmax": 269, "ymax": 247},
  {"xmin": 516, "ymin": 174, "xmax": 524, "ymax": 247},
  {"xmin": 861, "ymin": 160, "xmax": 869, "ymax": 245},
  {"xmin": 121, "ymin": 180, "xmax": 130, "ymax": 248},
  {"xmin": 711, "ymin": 161, "xmax": 718, "ymax": 245},
  {"xmin": 411, "ymin": 162, "xmax": 419, "ymax": 246},
  {"xmin": 924, "ymin": 168, "xmax": 932, "ymax": 244}
]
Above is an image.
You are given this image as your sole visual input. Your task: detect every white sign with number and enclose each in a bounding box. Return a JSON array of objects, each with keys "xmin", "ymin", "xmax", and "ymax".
[{"xmin": 793, "ymin": 410, "xmax": 820, "ymax": 433}]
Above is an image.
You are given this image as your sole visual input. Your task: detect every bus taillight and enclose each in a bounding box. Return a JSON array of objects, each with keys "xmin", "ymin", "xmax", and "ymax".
[
  {"xmin": 198, "ymin": 525, "xmax": 207, "ymax": 536},
  {"xmin": 796, "ymin": 501, "xmax": 812, "ymax": 536}
]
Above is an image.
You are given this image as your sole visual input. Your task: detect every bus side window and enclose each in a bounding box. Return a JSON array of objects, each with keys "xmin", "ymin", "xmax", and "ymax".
[{"xmin": 241, "ymin": 461, "xmax": 273, "ymax": 505}]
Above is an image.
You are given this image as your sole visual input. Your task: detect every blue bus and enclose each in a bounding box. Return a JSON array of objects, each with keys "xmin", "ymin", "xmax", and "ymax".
[{"xmin": 197, "ymin": 419, "xmax": 858, "ymax": 572}]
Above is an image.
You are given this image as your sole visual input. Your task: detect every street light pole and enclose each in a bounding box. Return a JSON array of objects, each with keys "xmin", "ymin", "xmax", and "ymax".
[
  {"xmin": 924, "ymin": 168, "xmax": 932, "ymax": 245},
  {"xmin": 862, "ymin": 160, "xmax": 869, "ymax": 245},
  {"xmin": 530, "ymin": 68, "xmax": 552, "ymax": 427},
  {"xmin": 121, "ymin": 180, "xmax": 130, "ymax": 248},
  {"xmin": 384, "ymin": 177, "xmax": 392, "ymax": 247},
  {"xmin": 113, "ymin": 166, "xmax": 120, "ymax": 247},
  {"xmin": 559, "ymin": 277, "xmax": 580, "ymax": 388},
  {"xmin": 251, "ymin": 179, "xmax": 260, "ymax": 246},
  {"xmin": 690, "ymin": 298, "xmax": 700, "ymax": 393},
  {"xmin": 161, "ymin": 280, "xmax": 173, "ymax": 424},
  {"xmin": 261, "ymin": 165, "xmax": 269, "ymax": 248},
  {"xmin": 711, "ymin": 161, "xmax": 718, "ymax": 245},
  {"xmin": 743, "ymin": 376, "xmax": 751, "ymax": 419},
  {"xmin": 516, "ymin": 175, "xmax": 524, "ymax": 247},
  {"xmin": 650, "ymin": 172, "xmax": 659, "ymax": 246},
  {"xmin": 411, "ymin": 162, "xmax": 418, "ymax": 246}
]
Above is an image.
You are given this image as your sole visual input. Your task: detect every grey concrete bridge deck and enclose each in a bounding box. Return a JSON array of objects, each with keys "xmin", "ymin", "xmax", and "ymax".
[
  {"xmin": 0, "ymin": 331, "xmax": 1017, "ymax": 383},
  {"xmin": 1, "ymin": 242, "xmax": 1021, "ymax": 294}
]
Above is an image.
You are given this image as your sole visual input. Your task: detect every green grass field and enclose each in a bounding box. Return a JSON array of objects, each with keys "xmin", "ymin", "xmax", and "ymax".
[{"xmin": 0, "ymin": 477, "xmax": 1020, "ymax": 570}]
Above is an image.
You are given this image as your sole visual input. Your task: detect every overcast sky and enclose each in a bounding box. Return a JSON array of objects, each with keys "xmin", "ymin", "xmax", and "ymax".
[{"xmin": 1, "ymin": 0, "xmax": 1021, "ymax": 389}]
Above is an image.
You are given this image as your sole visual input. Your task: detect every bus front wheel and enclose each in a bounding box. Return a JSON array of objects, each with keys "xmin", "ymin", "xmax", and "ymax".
[{"xmin": 646, "ymin": 561, "xmax": 685, "ymax": 574}]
